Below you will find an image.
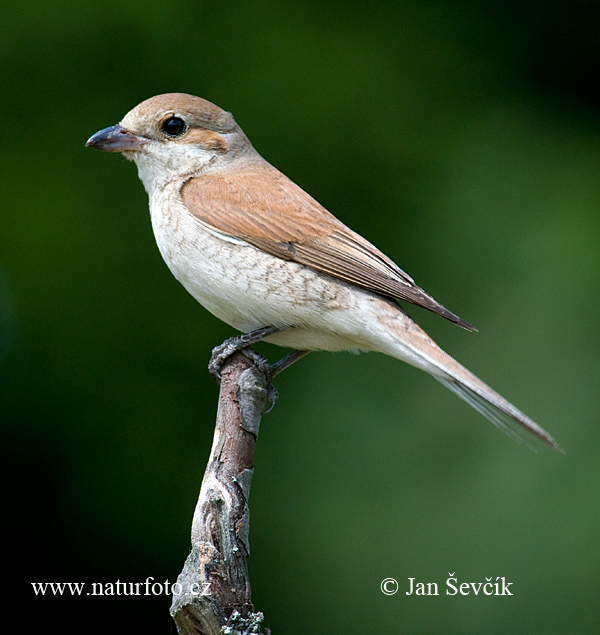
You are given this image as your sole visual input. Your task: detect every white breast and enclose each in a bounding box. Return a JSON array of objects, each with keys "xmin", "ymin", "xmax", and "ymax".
[{"xmin": 147, "ymin": 181, "xmax": 385, "ymax": 353}]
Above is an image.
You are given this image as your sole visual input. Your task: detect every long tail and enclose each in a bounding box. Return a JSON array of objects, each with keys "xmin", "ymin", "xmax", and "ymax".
[
  {"xmin": 433, "ymin": 374, "xmax": 561, "ymax": 452},
  {"xmin": 374, "ymin": 308, "xmax": 562, "ymax": 452}
]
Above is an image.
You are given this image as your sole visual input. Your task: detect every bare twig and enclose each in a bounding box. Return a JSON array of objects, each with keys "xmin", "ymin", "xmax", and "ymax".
[{"xmin": 170, "ymin": 351, "xmax": 270, "ymax": 635}]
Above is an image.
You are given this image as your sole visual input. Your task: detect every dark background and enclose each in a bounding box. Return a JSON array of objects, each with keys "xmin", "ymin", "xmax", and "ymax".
[{"xmin": 3, "ymin": 1, "xmax": 600, "ymax": 633}]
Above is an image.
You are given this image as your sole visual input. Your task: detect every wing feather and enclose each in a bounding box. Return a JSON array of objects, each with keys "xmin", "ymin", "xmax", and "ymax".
[{"xmin": 180, "ymin": 163, "xmax": 475, "ymax": 330}]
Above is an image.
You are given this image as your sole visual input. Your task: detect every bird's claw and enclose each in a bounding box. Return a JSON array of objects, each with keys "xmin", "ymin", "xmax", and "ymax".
[
  {"xmin": 208, "ymin": 336, "xmax": 279, "ymax": 413},
  {"xmin": 264, "ymin": 384, "xmax": 279, "ymax": 414},
  {"xmin": 239, "ymin": 347, "xmax": 273, "ymax": 380},
  {"xmin": 208, "ymin": 338, "xmax": 240, "ymax": 383}
]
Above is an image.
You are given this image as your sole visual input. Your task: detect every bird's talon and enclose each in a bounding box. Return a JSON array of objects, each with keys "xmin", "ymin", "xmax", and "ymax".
[
  {"xmin": 264, "ymin": 384, "xmax": 279, "ymax": 414},
  {"xmin": 239, "ymin": 347, "xmax": 272, "ymax": 381},
  {"xmin": 208, "ymin": 327, "xmax": 281, "ymax": 384}
]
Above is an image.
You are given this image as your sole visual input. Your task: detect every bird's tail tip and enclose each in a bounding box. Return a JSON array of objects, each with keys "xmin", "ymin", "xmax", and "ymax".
[{"xmin": 435, "ymin": 375, "xmax": 564, "ymax": 453}]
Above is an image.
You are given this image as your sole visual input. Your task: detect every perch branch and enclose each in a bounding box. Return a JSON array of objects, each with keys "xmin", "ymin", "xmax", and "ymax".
[{"xmin": 171, "ymin": 351, "xmax": 270, "ymax": 635}]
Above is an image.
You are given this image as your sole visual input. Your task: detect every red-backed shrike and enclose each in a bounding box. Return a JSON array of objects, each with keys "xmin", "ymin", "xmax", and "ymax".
[{"xmin": 87, "ymin": 93, "xmax": 560, "ymax": 451}]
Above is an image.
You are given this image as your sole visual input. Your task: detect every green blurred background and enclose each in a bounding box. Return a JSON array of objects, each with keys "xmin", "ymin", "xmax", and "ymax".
[{"xmin": 3, "ymin": 1, "xmax": 600, "ymax": 633}]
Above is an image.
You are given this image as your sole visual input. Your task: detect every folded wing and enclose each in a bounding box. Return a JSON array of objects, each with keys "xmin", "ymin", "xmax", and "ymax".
[{"xmin": 180, "ymin": 162, "xmax": 475, "ymax": 330}]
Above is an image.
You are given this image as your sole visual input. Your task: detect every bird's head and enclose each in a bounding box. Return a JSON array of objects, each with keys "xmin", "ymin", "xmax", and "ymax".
[{"xmin": 86, "ymin": 93, "xmax": 254, "ymax": 191}]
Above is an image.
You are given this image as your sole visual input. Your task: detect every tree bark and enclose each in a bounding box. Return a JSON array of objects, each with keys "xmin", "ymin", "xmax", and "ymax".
[{"xmin": 170, "ymin": 351, "xmax": 270, "ymax": 635}]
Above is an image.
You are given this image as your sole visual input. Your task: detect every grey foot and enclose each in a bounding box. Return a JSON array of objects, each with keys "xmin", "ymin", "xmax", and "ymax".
[
  {"xmin": 208, "ymin": 326, "xmax": 280, "ymax": 382},
  {"xmin": 208, "ymin": 329, "xmax": 309, "ymax": 414},
  {"xmin": 208, "ymin": 327, "xmax": 281, "ymax": 413}
]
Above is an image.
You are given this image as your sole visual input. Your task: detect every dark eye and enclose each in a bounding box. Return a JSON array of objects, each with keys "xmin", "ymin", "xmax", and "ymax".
[{"xmin": 161, "ymin": 116, "xmax": 187, "ymax": 137}]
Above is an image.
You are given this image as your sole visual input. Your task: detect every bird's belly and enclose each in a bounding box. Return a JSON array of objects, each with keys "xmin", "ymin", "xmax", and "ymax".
[{"xmin": 150, "ymin": 194, "xmax": 374, "ymax": 351}]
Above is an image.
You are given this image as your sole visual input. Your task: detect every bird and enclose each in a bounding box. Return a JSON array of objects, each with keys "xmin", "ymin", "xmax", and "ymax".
[{"xmin": 86, "ymin": 92, "xmax": 561, "ymax": 452}]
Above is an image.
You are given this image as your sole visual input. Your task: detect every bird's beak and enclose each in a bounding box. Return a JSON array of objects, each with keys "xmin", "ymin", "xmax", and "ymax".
[{"xmin": 85, "ymin": 124, "xmax": 148, "ymax": 152}]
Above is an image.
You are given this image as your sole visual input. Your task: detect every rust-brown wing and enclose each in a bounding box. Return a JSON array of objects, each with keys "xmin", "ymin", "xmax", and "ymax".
[{"xmin": 180, "ymin": 163, "xmax": 475, "ymax": 330}]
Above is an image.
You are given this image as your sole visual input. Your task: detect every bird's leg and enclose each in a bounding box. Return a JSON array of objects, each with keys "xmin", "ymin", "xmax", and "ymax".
[
  {"xmin": 270, "ymin": 349, "xmax": 311, "ymax": 378},
  {"xmin": 209, "ymin": 328, "xmax": 311, "ymax": 414},
  {"xmin": 208, "ymin": 326, "xmax": 281, "ymax": 382}
]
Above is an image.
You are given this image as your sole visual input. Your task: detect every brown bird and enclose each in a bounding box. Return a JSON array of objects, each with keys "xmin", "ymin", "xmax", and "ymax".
[{"xmin": 86, "ymin": 93, "xmax": 561, "ymax": 451}]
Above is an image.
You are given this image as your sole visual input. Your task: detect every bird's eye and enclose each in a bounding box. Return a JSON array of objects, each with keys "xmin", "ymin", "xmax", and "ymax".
[{"xmin": 161, "ymin": 116, "xmax": 187, "ymax": 137}]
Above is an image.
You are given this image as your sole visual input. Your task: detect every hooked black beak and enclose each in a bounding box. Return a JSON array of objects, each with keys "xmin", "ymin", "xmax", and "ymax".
[{"xmin": 85, "ymin": 124, "xmax": 148, "ymax": 152}]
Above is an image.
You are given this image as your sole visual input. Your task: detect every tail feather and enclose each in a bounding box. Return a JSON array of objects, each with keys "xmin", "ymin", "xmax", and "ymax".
[
  {"xmin": 434, "ymin": 375, "xmax": 563, "ymax": 453},
  {"xmin": 373, "ymin": 303, "xmax": 563, "ymax": 452}
]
